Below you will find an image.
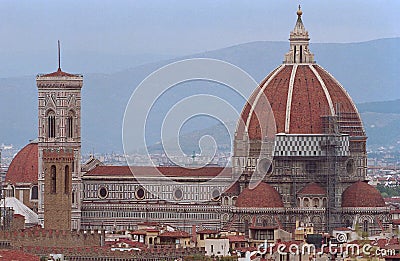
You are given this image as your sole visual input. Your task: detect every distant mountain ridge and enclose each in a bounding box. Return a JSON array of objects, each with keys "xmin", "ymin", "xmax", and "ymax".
[{"xmin": 0, "ymin": 38, "xmax": 399, "ymax": 152}]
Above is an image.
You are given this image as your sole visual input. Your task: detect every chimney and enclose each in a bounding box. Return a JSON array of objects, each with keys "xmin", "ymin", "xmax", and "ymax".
[{"xmin": 192, "ymin": 225, "xmax": 197, "ymax": 245}]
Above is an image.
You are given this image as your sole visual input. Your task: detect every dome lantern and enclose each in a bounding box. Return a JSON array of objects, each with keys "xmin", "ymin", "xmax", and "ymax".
[{"xmin": 284, "ymin": 6, "xmax": 315, "ymax": 64}]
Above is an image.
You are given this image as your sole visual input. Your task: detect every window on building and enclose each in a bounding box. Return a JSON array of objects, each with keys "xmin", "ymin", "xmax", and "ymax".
[
  {"xmin": 64, "ymin": 165, "xmax": 70, "ymax": 194},
  {"xmin": 363, "ymin": 220, "xmax": 368, "ymax": 233},
  {"xmin": 50, "ymin": 165, "xmax": 57, "ymax": 193},
  {"xmin": 66, "ymin": 111, "xmax": 74, "ymax": 138},
  {"xmin": 31, "ymin": 185, "xmax": 38, "ymax": 200},
  {"xmin": 313, "ymin": 198, "xmax": 319, "ymax": 208},
  {"xmin": 255, "ymin": 229, "xmax": 274, "ymax": 240},
  {"xmin": 47, "ymin": 111, "xmax": 56, "ymax": 138}
]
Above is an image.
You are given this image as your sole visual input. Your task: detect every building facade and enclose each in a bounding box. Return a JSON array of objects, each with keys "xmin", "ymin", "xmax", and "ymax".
[
  {"xmin": 5, "ymin": 7, "xmax": 391, "ymax": 236},
  {"xmin": 36, "ymin": 66, "xmax": 83, "ymax": 230}
]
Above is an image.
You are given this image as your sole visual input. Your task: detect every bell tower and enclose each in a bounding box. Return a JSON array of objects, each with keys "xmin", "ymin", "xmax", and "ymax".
[{"xmin": 37, "ymin": 41, "xmax": 83, "ymax": 230}]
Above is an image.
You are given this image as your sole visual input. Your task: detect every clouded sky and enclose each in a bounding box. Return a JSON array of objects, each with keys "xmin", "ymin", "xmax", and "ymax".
[
  {"xmin": 0, "ymin": 0, "xmax": 398, "ymax": 77},
  {"xmin": 1, "ymin": 0, "xmax": 398, "ymax": 54}
]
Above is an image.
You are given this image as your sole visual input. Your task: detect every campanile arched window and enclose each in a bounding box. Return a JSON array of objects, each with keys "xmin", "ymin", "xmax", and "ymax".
[
  {"xmin": 47, "ymin": 111, "xmax": 56, "ymax": 138},
  {"xmin": 64, "ymin": 165, "xmax": 70, "ymax": 194},
  {"xmin": 66, "ymin": 111, "xmax": 74, "ymax": 138},
  {"xmin": 50, "ymin": 165, "xmax": 57, "ymax": 193}
]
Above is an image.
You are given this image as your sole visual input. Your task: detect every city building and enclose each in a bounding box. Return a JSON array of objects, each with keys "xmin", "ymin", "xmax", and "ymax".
[{"xmin": 4, "ymin": 7, "xmax": 390, "ymax": 238}]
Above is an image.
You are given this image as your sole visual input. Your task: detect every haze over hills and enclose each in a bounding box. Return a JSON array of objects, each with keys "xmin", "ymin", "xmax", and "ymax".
[{"xmin": 0, "ymin": 38, "xmax": 399, "ymax": 153}]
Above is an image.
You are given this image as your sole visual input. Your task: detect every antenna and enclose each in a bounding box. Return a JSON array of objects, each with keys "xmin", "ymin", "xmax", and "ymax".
[{"xmin": 58, "ymin": 40, "xmax": 61, "ymax": 70}]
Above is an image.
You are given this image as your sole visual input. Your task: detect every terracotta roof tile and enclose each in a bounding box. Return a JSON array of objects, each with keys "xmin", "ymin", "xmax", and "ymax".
[
  {"xmin": 130, "ymin": 230, "xmax": 147, "ymax": 235},
  {"xmin": 298, "ymin": 182, "xmax": 326, "ymax": 195},
  {"xmin": 236, "ymin": 182, "xmax": 284, "ymax": 208},
  {"xmin": 6, "ymin": 142, "xmax": 38, "ymax": 184},
  {"xmin": 226, "ymin": 235, "xmax": 247, "ymax": 242},
  {"xmin": 197, "ymin": 229, "xmax": 219, "ymax": 234},
  {"xmin": 85, "ymin": 165, "xmax": 231, "ymax": 178},
  {"xmin": 0, "ymin": 249, "xmax": 39, "ymax": 261},
  {"xmin": 39, "ymin": 68, "xmax": 80, "ymax": 77},
  {"xmin": 159, "ymin": 231, "xmax": 190, "ymax": 238},
  {"xmin": 239, "ymin": 64, "xmax": 364, "ymax": 139},
  {"xmin": 224, "ymin": 181, "xmax": 240, "ymax": 195},
  {"xmin": 342, "ymin": 181, "xmax": 385, "ymax": 207}
]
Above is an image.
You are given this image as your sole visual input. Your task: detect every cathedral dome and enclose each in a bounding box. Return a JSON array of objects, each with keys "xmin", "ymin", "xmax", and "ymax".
[
  {"xmin": 239, "ymin": 8, "xmax": 365, "ymax": 140},
  {"xmin": 298, "ymin": 182, "xmax": 326, "ymax": 195},
  {"xmin": 6, "ymin": 142, "xmax": 38, "ymax": 184},
  {"xmin": 236, "ymin": 182, "xmax": 283, "ymax": 208},
  {"xmin": 341, "ymin": 181, "xmax": 385, "ymax": 208}
]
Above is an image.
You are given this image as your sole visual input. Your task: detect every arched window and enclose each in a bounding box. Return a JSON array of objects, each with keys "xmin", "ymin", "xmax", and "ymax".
[
  {"xmin": 72, "ymin": 190, "xmax": 75, "ymax": 204},
  {"xmin": 346, "ymin": 219, "xmax": 351, "ymax": 228},
  {"xmin": 50, "ymin": 165, "xmax": 57, "ymax": 193},
  {"xmin": 47, "ymin": 111, "xmax": 56, "ymax": 138},
  {"xmin": 363, "ymin": 220, "xmax": 369, "ymax": 233},
  {"xmin": 64, "ymin": 165, "xmax": 70, "ymax": 194},
  {"xmin": 66, "ymin": 111, "xmax": 74, "ymax": 138},
  {"xmin": 31, "ymin": 185, "xmax": 38, "ymax": 200}
]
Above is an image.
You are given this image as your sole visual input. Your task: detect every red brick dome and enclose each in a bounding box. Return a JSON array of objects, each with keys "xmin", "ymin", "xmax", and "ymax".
[
  {"xmin": 6, "ymin": 142, "xmax": 38, "ymax": 184},
  {"xmin": 341, "ymin": 181, "xmax": 385, "ymax": 208},
  {"xmin": 240, "ymin": 64, "xmax": 365, "ymax": 139},
  {"xmin": 298, "ymin": 182, "xmax": 326, "ymax": 195},
  {"xmin": 236, "ymin": 182, "xmax": 283, "ymax": 208},
  {"xmin": 238, "ymin": 8, "xmax": 365, "ymax": 140}
]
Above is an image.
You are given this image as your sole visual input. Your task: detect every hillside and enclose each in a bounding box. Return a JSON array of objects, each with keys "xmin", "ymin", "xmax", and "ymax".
[{"xmin": 0, "ymin": 38, "xmax": 399, "ymax": 152}]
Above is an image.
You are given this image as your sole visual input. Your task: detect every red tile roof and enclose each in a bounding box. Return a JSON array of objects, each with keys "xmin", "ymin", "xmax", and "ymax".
[
  {"xmin": 392, "ymin": 219, "xmax": 400, "ymax": 225},
  {"xmin": 6, "ymin": 142, "xmax": 38, "ymax": 184},
  {"xmin": 85, "ymin": 165, "xmax": 232, "ymax": 178},
  {"xmin": 342, "ymin": 181, "xmax": 385, "ymax": 207},
  {"xmin": 236, "ymin": 182, "xmax": 284, "ymax": 208},
  {"xmin": 224, "ymin": 181, "xmax": 240, "ymax": 195},
  {"xmin": 249, "ymin": 225, "xmax": 278, "ymax": 230},
  {"xmin": 334, "ymin": 227, "xmax": 353, "ymax": 231},
  {"xmin": 197, "ymin": 229, "xmax": 219, "ymax": 234},
  {"xmin": 39, "ymin": 68, "xmax": 80, "ymax": 77},
  {"xmin": 385, "ymin": 198, "xmax": 400, "ymax": 203},
  {"xmin": 0, "ymin": 249, "xmax": 39, "ymax": 261},
  {"xmin": 130, "ymin": 230, "xmax": 147, "ymax": 235},
  {"xmin": 226, "ymin": 235, "xmax": 247, "ymax": 242},
  {"xmin": 159, "ymin": 231, "xmax": 190, "ymax": 238},
  {"xmin": 298, "ymin": 182, "xmax": 326, "ymax": 195}
]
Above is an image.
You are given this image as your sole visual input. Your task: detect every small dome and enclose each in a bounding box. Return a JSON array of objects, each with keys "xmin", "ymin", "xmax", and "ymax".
[
  {"xmin": 342, "ymin": 181, "xmax": 385, "ymax": 208},
  {"xmin": 298, "ymin": 182, "xmax": 326, "ymax": 195},
  {"xmin": 236, "ymin": 182, "xmax": 284, "ymax": 208},
  {"xmin": 6, "ymin": 142, "xmax": 38, "ymax": 184}
]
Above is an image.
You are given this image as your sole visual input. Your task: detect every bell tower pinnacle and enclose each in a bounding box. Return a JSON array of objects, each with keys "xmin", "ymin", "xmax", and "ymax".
[{"xmin": 284, "ymin": 5, "xmax": 315, "ymax": 64}]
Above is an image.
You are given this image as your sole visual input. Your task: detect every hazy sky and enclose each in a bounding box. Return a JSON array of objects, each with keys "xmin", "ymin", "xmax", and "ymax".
[{"xmin": 1, "ymin": 0, "xmax": 399, "ymax": 57}]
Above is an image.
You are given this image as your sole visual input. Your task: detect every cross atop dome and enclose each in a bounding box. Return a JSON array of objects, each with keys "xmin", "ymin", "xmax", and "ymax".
[{"xmin": 283, "ymin": 5, "xmax": 315, "ymax": 64}]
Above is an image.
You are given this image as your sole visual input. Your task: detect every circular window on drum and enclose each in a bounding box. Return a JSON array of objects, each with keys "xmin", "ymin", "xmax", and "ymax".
[
  {"xmin": 346, "ymin": 159, "xmax": 355, "ymax": 175},
  {"xmin": 211, "ymin": 188, "xmax": 221, "ymax": 201},
  {"xmin": 98, "ymin": 186, "xmax": 108, "ymax": 199},
  {"xmin": 173, "ymin": 188, "xmax": 184, "ymax": 201},
  {"xmin": 135, "ymin": 187, "xmax": 145, "ymax": 200}
]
